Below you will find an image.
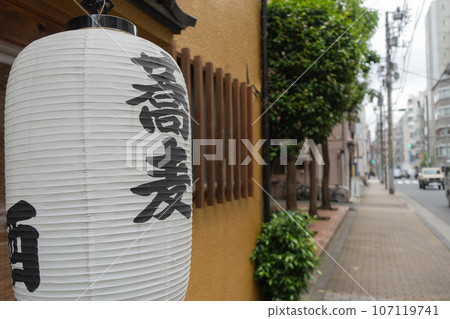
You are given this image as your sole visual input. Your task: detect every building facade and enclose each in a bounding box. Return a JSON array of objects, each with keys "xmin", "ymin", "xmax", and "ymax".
[
  {"xmin": 393, "ymin": 95, "xmax": 428, "ymax": 172},
  {"xmin": 393, "ymin": 113, "xmax": 406, "ymax": 170},
  {"xmin": 432, "ymin": 65, "xmax": 450, "ymax": 168},
  {"xmin": 425, "ymin": 0, "xmax": 450, "ymax": 155}
]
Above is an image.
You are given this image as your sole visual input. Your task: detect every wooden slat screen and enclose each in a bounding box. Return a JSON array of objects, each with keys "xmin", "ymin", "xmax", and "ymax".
[{"xmin": 174, "ymin": 49, "xmax": 255, "ymax": 208}]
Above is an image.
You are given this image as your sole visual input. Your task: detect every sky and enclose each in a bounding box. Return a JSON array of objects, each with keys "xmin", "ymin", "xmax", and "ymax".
[{"xmin": 362, "ymin": 0, "xmax": 434, "ymax": 137}]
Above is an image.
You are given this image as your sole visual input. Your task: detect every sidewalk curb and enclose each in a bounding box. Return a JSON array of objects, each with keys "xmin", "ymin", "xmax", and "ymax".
[{"xmin": 396, "ymin": 188, "xmax": 450, "ymax": 250}]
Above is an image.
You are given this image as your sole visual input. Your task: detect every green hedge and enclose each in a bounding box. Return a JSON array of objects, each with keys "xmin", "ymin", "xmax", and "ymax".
[{"xmin": 251, "ymin": 209, "xmax": 320, "ymax": 300}]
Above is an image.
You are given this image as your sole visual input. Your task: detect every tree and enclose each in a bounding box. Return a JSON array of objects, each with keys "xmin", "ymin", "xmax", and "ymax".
[
  {"xmin": 268, "ymin": 0, "xmax": 378, "ymax": 215},
  {"xmin": 320, "ymin": 1, "xmax": 378, "ymax": 210},
  {"xmin": 420, "ymin": 152, "xmax": 434, "ymax": 167}
]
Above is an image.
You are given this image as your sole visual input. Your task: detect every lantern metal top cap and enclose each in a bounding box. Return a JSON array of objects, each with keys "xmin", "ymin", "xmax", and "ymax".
[{"xmin": 66, "ymin": 15, "xmax": 137, "ymax": 36}]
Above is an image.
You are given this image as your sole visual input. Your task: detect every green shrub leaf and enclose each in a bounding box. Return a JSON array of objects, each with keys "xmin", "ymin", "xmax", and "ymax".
[{"xmin": 251, "ymin": 209, "xmax": 321, "ymax": 300}]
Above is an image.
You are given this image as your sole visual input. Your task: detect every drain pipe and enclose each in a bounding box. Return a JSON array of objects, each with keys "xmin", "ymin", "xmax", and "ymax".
[{"xmin": 261, "ymin": 0, "xmax": 271, "ymax": 222}]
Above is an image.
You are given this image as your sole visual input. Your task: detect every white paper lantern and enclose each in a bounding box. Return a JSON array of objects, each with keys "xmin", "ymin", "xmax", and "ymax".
[{"xmin": 5, "ymin": 15, "xmax": 192, "ymax": 301}]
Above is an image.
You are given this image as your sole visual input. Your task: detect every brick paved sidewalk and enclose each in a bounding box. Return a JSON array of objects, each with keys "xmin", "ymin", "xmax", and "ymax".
[{"xmin": 310, "ymin": 180, "xmax": 450, "ymax": 301}]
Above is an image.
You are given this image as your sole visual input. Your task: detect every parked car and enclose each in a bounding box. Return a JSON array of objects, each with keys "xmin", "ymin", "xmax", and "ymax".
[
  {"xmin": 407, "ymin": 168, "xmax": 417, "ymax": 179},
  {"xmin": 418, "ymin": 167, "xmax": 445, "ymax": 189},
  {"xmin": 393, "ymin": 168, "xmax": 402, "ymax": 179},
  {"xmin": 443, "ymin": 167, "xmax": 450, "ymax": 207}
]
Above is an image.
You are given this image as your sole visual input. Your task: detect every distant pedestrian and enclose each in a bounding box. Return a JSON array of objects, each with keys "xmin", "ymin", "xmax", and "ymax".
[{"xmin": 362, "ymin": 173, "xmax": 368, "ymax": 187}]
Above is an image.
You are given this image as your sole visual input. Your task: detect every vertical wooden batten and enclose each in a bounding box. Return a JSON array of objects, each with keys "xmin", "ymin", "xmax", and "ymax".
[
  {"xmin": 224, "ymin": 74, "xmax": 233, "ymax": 202},
  {"xmin": 240, "ymin": 83, "xmax": 248, "ymax": 198},
  {"xmin": 193, "ymin": 56, "xmax": 204, "ymax": 208},
  {"xmin": 181, "ymin": 48, "xmax": 191, "ymax": 96},
  {"xmin": 205, "ymin": 62, "xmax": 215, "ymax": 206},
  {"xmin": 247, "ymin": 86, "xmax": 254, "ymax": 197},
  {"xmin": 215, "ymin": 68, "xmax": 225, "ymax": 203},
  {"xmin": 232, "ymin": 79, "xmax": 241, "ymax": 200}
]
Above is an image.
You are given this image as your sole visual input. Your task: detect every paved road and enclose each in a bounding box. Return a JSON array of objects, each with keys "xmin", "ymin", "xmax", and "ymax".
[{"xmin": 395, "ymin": 178, "xmax": 450, "ymax": 228}]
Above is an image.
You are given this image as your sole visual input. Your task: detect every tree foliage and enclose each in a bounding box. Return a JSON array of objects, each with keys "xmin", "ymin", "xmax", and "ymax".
[
  {"xmin": 267, "ymin": 0, "xmax": 379, "ymax": 213},
  {"xmin": 268, "ymin": 0, "xmax": 378, "ymax": 147}
]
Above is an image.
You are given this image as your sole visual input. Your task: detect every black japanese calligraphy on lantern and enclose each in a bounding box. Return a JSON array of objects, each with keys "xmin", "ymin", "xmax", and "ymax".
[
  {"xmin": 6, "ymin": 200, "xmax": 40, "ymax": 292},
  {"xmin": 127, "ymin": 50, "xmax": 192, "ymax": 223},
  {"xmin": 127, "ymin": 51, "xmax": 190, "ymax": 141},
  {"xmin": 131, "ymin": 137, "xmax": 191, "ymax": 223}
]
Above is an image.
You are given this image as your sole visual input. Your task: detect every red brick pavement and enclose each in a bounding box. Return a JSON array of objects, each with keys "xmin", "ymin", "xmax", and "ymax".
[{"xmin": 309, "ymin": 206, "xmax": 349, "ymax": 256}]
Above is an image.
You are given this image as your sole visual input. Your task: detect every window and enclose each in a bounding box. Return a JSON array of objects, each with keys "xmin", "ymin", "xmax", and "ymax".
[
  {"xmin": 434, "ymin": 88, "xmax": 450, "ymax": 103},
  {"xmin": 438, "ymin": 106, "xmax": 450, "ymax": 119},
  {"xmin": 437, "ymin": 126, "xmax": 450, "ymax": 136},
  {"xmin": 436, "ymin": 145, "xmax": 450, "ymax": 158},
  {"xmin": 423, "ymin": 168, "xmax": 441, "ymax": 175}
]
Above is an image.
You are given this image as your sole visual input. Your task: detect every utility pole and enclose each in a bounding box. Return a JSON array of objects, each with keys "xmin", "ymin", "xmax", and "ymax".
[
  {"xmin": 385, "ymin": 12, "xmax": 394, "ymax": 195},
  {"xmin": 378, "ymin": 92, "xmax": 384, "ymax": 184},
  {"xmin": 384, "ymin": 7, "xmax": 407, "ymax": 194}
]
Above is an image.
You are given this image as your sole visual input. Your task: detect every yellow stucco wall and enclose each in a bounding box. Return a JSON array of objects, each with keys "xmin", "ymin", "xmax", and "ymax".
[
  {"xmin": 175, "ymin": 1, "xmax": 262, "ymax": 90},
  {"xmin": 174, "ymin": 0, "xmax": 263, "ymax": 301},
  {"xmin": 42, "ymin": 0, "xmax": 264, "ymax": 301}
]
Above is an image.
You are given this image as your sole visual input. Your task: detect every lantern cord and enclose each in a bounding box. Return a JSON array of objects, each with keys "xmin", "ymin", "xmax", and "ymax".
[
  {"xmin": 80, "ymin": 0, "xmax": 114, "ymax": 15},
  {"xmin": 99, "ymin": 0, "xmax": 106, "ymax": 15}
]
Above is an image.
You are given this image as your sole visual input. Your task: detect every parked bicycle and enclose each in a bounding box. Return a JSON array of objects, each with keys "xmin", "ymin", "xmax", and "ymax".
[
  {"xmin": 296, "ymin": 183, "xmax": 350, "ymax": 202},
  {"xmin": 329, "ymin": 184, "xmax": 350, "ymax": 202},
  {"xmin": 296, "ymin": 184, "xmax": 310, "ymax": 200},
  {"xmin": 296, "ymin": 184, "xmax": 321, "ymax": 201}
]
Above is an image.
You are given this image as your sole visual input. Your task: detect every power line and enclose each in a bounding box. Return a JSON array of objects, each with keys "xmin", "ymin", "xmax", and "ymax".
[
  {"xmin": 393, "ymin": 0, "xmax": 427, "ymax": 106},
  {"xmin": 398, "ymin": 68, "xmax": 440, "ymax": 82},
  {"xmin": 400, "ymin": 0, "xmax": 426, "ymax": 87}
]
